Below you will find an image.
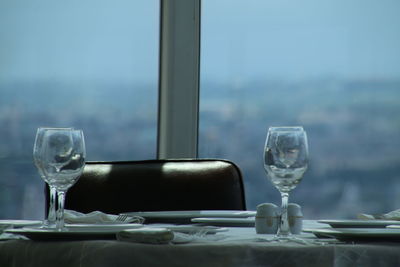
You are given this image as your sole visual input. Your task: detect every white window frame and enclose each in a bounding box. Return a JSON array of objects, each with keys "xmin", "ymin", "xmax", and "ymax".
[{"xmin": 157, "ymin": 0, "xmax": 201, "ymax": 159}]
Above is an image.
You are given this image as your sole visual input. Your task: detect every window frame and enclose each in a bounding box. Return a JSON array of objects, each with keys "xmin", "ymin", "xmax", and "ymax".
[{"xmin": 157, "ymin": 0, "xmax": 201, "ymax": 159}]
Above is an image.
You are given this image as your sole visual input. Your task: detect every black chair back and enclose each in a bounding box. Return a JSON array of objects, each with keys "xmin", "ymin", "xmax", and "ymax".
[{"xmin": 46, "ymin": 159, "xmax": 246, "ymax": 214}]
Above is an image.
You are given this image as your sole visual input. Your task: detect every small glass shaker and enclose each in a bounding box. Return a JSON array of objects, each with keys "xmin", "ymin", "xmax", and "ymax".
[
  {"xmin": 255, "ymin": 203, "xmax": 279, "ymax": 234},
  {"xmin": 288, "ymin": 203, "xmax": 303, "ymax": 234}
]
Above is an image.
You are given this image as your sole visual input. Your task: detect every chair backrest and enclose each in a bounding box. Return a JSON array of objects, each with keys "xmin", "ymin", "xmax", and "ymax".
[{"xmin": 46, "ymin": 159, "xmax": 246, "ymax": 214}]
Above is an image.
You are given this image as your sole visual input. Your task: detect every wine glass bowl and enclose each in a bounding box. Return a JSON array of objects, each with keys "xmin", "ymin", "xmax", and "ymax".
[
  {"xmin": 264, "ymin": 126, "xmax": 308, "ymax": 239},
  {"xmin": 44, "ymin": 131, "xmax": 74, "ymax": 172}
]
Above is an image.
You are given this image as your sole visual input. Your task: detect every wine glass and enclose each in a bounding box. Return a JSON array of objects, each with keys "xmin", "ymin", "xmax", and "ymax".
[
  {"xmin": 33, "ymin": 127, "xmax": 72, "ymax": 228},
  {"xmin": 42, "ymin": 129, "xmax": 86, "ymax": 231},
  {"xmin": 263, "ymin": 126, "xmax": 308, "ymax": 240}
]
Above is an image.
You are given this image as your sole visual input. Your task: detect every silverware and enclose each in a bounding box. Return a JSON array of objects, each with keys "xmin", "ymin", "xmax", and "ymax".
[
  {"xmin": 115, "ymin": 214, "xmax": 133, "ymax": 223},
  {"xmin": 115, "ymin": 214, "xmax": 145, "ymax": 223}
]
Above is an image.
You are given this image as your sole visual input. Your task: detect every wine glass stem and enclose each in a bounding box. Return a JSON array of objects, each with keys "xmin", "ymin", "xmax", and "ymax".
[
  {"xmin": 56, "ymin": 191, "xmax": 66, "ymax": 231},
  {"xmin": 278, "ymin": 192, "xmax": 290, "ymax": 236},
  {"xmin": 48, "ymin": 186, "xmax": 57, "ymax": 225}
]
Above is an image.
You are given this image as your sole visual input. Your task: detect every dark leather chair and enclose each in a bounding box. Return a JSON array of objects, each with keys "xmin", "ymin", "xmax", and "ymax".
[{"xmin": 46, "ymin": 159, "xmax": 246, "ymax": 214}]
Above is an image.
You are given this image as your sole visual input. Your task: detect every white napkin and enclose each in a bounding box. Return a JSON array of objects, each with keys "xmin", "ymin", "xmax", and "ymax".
[
  {"xmin": 64, "ymin": 210, "xmax": 144, "ymax": 224},
  {"xmin": 116, "ymin": 227, "xmax": 227, "ymax": 244},
  {"xmin": 0, "ymin": 225, "xmax": 27, "ymax": 240},
  {"xmin": 358, "ymin": 209, "xmax": 400, "ymax": 220},
  {"xmin": 0, "ymin": 232, "xmax": 29, "ymax": 241},
  {"xmin": 0, "ymin": 220, "xmax": 41, "ymax": 240}
]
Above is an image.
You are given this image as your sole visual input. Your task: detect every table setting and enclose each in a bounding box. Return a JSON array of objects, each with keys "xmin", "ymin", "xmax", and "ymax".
[
  {"xmin": 3, "ymin": 127, "xmax": 248, "ymax": 244},
  {"xmin": 5, "ymin": 126, "xmax": 400, "ymax": 245},
  {"xmin": 4, "ymin": 126, "xmax": 400, "ymax": 266},
  {"xmin": 302, "ymin": 209, "xmax": 400, "ymax": 242},
  {"xmin": 8, "ymin": 208, "xmax": 400, "ymax": 244},
  {"xmin": 1, "ymin": 209, "xmax": 237, "ymax": 243}
]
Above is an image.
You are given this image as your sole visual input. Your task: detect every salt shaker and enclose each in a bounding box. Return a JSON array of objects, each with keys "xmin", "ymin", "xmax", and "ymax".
[
  {"xmin": 255, "ymin": 203, "xmax": 279, "ymax": 234},
  {"xmin": 288, "ymin": 203, "xmax": 303, "ymax": 234}
]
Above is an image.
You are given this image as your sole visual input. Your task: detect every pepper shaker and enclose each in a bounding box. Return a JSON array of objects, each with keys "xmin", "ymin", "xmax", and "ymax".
[
  {"xmin": 255, "ymin": 203, "xmax": 279, "ymax": 234},
  {"xmin": 288, "ymin": 203, "xmax": 303, "ymax": 234}
]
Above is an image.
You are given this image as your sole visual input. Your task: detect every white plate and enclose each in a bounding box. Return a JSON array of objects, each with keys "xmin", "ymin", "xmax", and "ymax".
[
  {"xmin": 0, "ymin": 220, "xmax": 42, "ymax": 228},
  {"xmin": 67, "ymin": 223, "xmax": 224, "ymax": 235},
  {"xmin": 304, "ymin": 227, "xmax": 400, "ymax": 241},
  {"xmin": 150, "ymin": 224, "xmax": 228, "ymax": 234},
  {"xmin": 66, "ymin": 223, "xmax": 143, "ymax": 231},
  {"xmin": 6, "ymin": 224, "xmax": 143, "ymax": 241},
  {"xmin": 123, "ymin": 210, "xmax": 256, "ymax": 223},
  {"xmin": 191, "ymin": 217, "xmax": 255, "ymax": 227},
  {"xmin": 386, "ymin": 225, "xmax": 400, "ymax": 229},
  {"xmin": 318, "ymin": 219, "xmax": 400, "ymax": 228}
]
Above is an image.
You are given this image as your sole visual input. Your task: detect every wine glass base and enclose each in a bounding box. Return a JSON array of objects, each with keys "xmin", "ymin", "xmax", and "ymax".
[
  {"xmin": 55, "ymin": 228, "xmax": 69, "ymax": 232},
  {"xmin": 39, "ymin": 220, "xmax": 56, "ymax": 229}
]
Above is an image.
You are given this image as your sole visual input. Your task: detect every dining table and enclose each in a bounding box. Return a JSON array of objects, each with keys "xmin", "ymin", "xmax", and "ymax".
[{"xmin": 1, "ymin": 218, "xmax": 400, "ymax": 267}]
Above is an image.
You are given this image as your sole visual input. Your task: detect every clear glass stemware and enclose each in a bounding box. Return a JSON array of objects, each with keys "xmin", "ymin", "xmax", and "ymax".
[
  {"xmin": 42, "ymin": 129, "xmax": 86, "ymax": 231},
  {"xmin": 33, "ymin": 127, "xmax": 72, "ymax": 228},
  {"xmin": 263, "ymin": 126, "xmax": 308, "ymax": 240}
]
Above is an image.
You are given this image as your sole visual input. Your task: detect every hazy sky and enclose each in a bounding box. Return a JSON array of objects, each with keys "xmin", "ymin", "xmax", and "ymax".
[
  {"xmin": 202, "ymin": 0, "xmax": 400, "ymax": 82},
  {"xmin": 1, "ymin": 0, "xmax": 399, "ymax": 84},
  {"xmin": 0, "ymin": 0, "xmax": 159, "ymax": 83}
]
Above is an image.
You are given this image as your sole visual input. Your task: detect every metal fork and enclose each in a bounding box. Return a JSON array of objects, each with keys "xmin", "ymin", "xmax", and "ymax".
[
  {"xmin": 115, "ymin": 214, "xmax": 145, "ymax": 224},
  {"xmin": 115, "ymin": 214, "xmax": 131, "ymax": 223}
]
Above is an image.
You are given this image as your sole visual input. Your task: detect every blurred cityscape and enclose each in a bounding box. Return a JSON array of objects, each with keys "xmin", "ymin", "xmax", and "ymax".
[
  {"xmin": 1, "ymin": 78, "xmax": 400, "ymax": 219},
  {"xmin": 200, "ymin": 78, "xmax": 400, "ymax": 219},
  {"xmin": 0, "ymin": 81, "xmax": 157, "ymax": 219}
]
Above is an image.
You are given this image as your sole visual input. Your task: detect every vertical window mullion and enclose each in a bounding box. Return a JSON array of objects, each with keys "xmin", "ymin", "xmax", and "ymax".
[{"xmin": 157, "ymin": 0, "xmax": 200, "ymax": 159}]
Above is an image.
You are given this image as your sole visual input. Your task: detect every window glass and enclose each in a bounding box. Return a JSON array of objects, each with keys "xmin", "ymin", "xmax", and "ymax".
[
  {"xmin": 200, "ymin": 0, "xmax": 400, "ymax": 218},
  {"xmin": 0, "ymin": 0, "xmax": 159, "ymax": 219}
]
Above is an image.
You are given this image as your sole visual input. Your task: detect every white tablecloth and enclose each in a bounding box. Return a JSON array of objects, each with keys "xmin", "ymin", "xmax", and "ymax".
[{"xmin": 1, "ymin": 221, "xmax": 400, "ymax": 267}]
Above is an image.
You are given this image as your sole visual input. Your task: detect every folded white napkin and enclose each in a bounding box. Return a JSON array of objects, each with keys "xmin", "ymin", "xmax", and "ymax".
[
  {"xmin": 0, "ymin": 225, "xmax": 29, "ymax": 240},
  {"xmin": 116, "ymin": 227, "xmax": 226, "ymax": 244},
  {"xmin": 64, "ymin": 210, "xmax": 144, "ymax": 224},
  {"xmin": 358, "ymin": 209, "xmax": 400, "ymax": 220},
  {"xmin": 0, "ymin": 232, "xmax": 29, "ymax": 241}
]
